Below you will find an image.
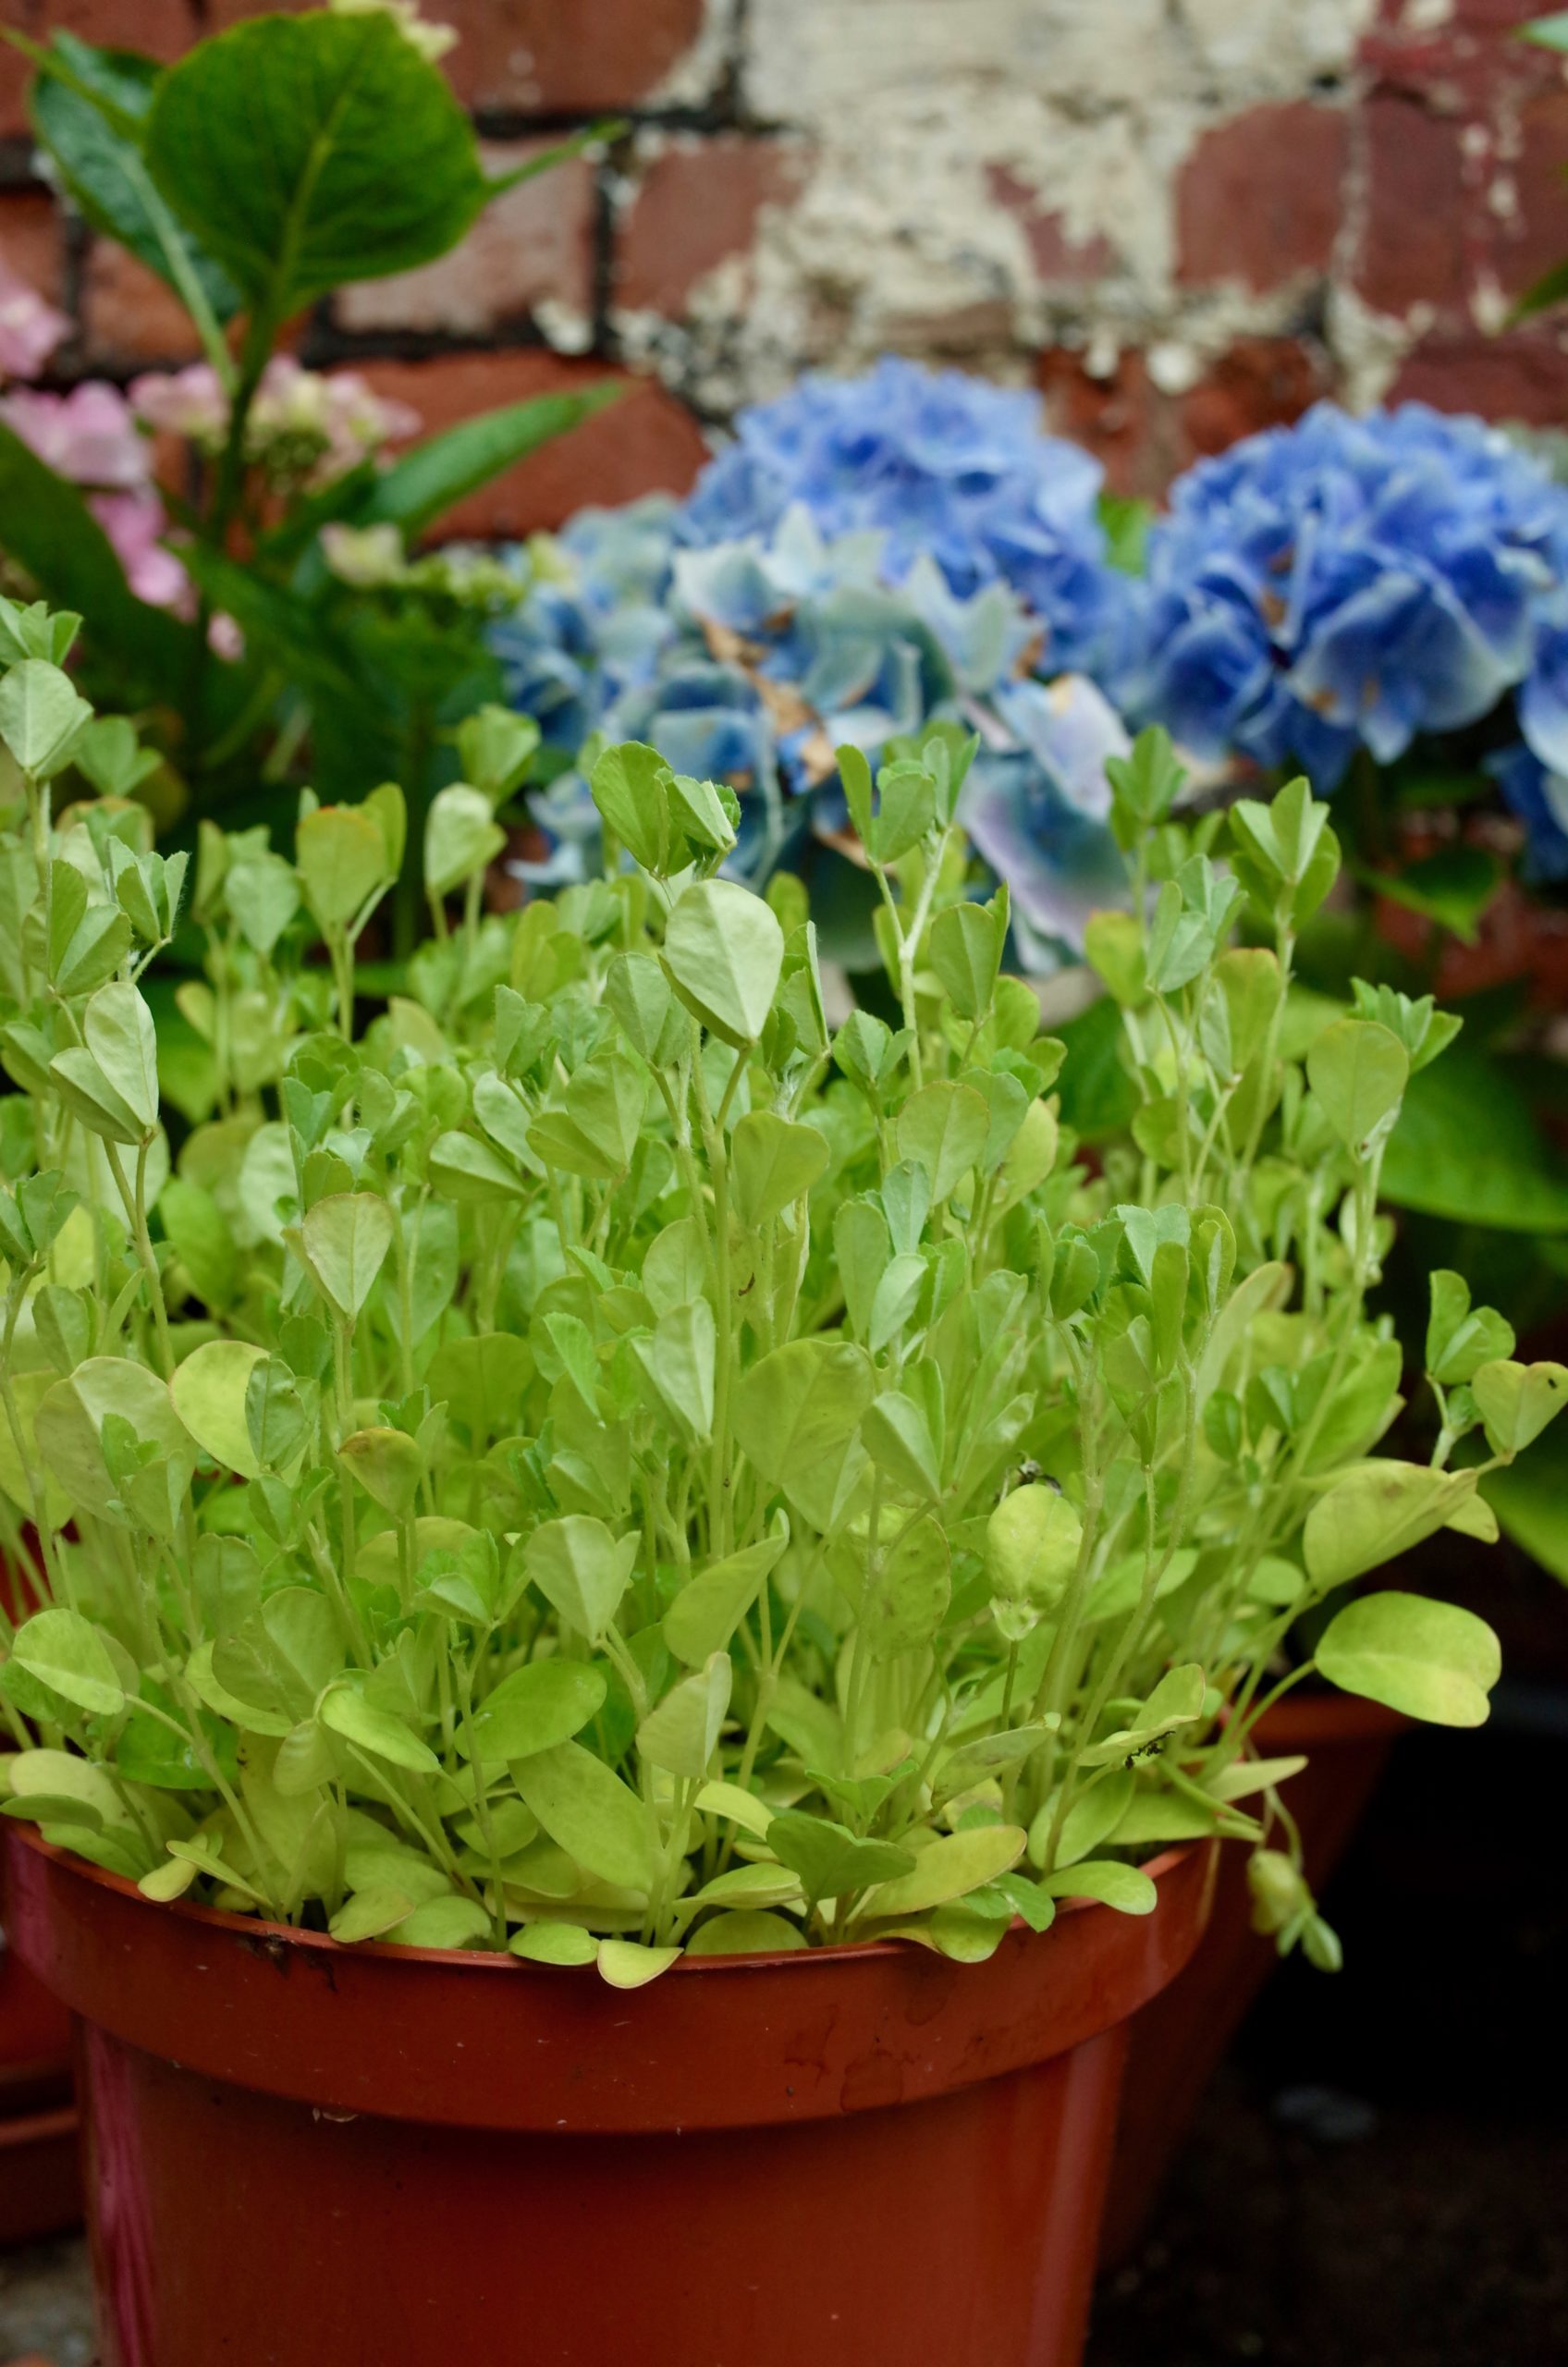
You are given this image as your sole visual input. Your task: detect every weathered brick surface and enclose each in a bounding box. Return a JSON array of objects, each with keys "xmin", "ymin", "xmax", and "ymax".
[
  {"xmin": 1176, "ymin": 102, "xmax": 1348, "ymax": 292},
  {"xmin": 349, "ymin": 350, "xmax": 710, "ymax": 536},
  {"xmin": 5, "ymin": 0, "xmax": 1568, "ymax": 512},
  {"xmin": 617, "ymin": 136, "xmax": 814, "ymax": 317},
  {"xmin": 335, "ymin": 140, "xmax": 596, "ymax": 340}
]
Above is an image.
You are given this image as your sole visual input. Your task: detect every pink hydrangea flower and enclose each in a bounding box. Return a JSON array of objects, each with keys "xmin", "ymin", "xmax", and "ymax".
[
  {"xmin": 129, "ymin": 362, "xmax": 229, "ymax": 448},
  {"xmin": 88, "ymin": 490, "xmax": 190, "ymax": 611},
  {"xmin": 0, "ymin": 381, "xmax": 148, "ymax": 489},
  {"xmin": 0, "ymin": 261, "xmax": 70, "ymax": 383}
]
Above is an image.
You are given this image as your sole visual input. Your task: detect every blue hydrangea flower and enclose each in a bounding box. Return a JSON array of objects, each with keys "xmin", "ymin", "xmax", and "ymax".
[
  {"xmin": 1135, "ymin": 402, "xmax": 1568, "ymax": 788},
  {"xmin": 680, "ymin": 357, "xmax": 1138, "ymax": 681},
  {"xmin": 492, "ymin": 497, "xmax": 1131, "ymax": 964},
  {"xmin": 1488, "ymin": 742, "xmax": 1568, "ymax": 882}
]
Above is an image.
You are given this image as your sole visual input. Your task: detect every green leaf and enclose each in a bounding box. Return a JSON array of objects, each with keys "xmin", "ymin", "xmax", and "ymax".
[
  {"xmin": 357, "ymin": 389, "xmax": 619, "ymax": 541},
  {"xmin": 299, "ymin": 1193, "xmax": 394, "ymax": 1319},
  {"xmin": 296, "ymin": 804, "xmax": 393, "ymax": 933},
  {"xmin": 510, "ymin": 1921, "xmax": 599, "ymax": 1966},
  {"xmin": 464, "ymin": 1660, "xmax": 607, "ymax": 1761},
  {"xmin": 29, "ymin": 33, "xmax": 239, "ymax": 325},
  {"xmin": 928, "ymin": 899, "xmax": 1003, "ymax": 1021},
  {"xmin": 636, "ymin": 1651, "xmax": 732, "ymax": 1778},
  {"xmin": 596, "ymin": 1938, "xmax": 680, "ymax": 1987},
  {"xmin": 338, "ymin": 1426, "xmax": 423, "ymax": 1517},
  {"xmin": 1471, "ymin": 1359, "xmax": 1568, "ymax": 1456},
  {"xmin": 515, "ymin": 1741, "xmax": 655, "ymax": 1890},
  {"xmin": 320, "ymin": 1686, "xmax": 440, "ymax": 1774},
  {"xmin": 730, "ymin": 1110, "xmax": 829, "ymax": 1229},
  {"xmin": 663, "ymin": 1527, "xmax": 788, "ymax": 1664},
  {"xmin": 1304, "ymin": 1461, "xmax": 1479, "ymax": 1590},
  {"xmin": 1305, "ymin": 1018, "xmax": 1409, "ymax": 1151},
  {"xmin": 9, "ymin": 1607, "xmax": 126, "ymax": 1719},
  {"xmin": 424, "ymin": 784, "xmax": 506, "ymax": 900},
  {"xmin": 1079, "ymin": 1663, "xmax": 1207, "ymax": 1769},
  {"xmin": 0, "ymin": 658, "xmax": 92, "ymax": 779},
  {"xmin": 1381, "ymin": 1050, "xmax": 1568, "ymax": 1233},
  {"xmin": 145, "ymin": 10, "xmax": 491, "ymax": 316},
  {"xmin": 663, "ymin": 879, "xmax": 784, "ymax": 1047},
  {"xmin": 1425, "ymin": 1270, "xmax": 1514, "ymax": 1387},
  {"xmin": 1038, "ymin": 1858, "xmax": 1157, "ymax": 1914},
  {"xmin": 731, "ymin": 1338, "xmax": 875, "ymax": 1489},
  {"xmin": 1317, "ymin": 1591, "xmax": 1500, "ymax": 1727},
  {"xmin": 766, "ymin": 1811, "xmax": 914, "ymax": 1904},
  {"xmin": 169, "ymin": 1339, "xmax": 267, "ymax": 1478},
  {"xmin": 861, "ymin": 1392, "xmax": 942, "ymax": 1502},
  {"xmin": 0, "ymin": 425, "xmax": 198, "ymax": 709},
  {"xmin": 631, "ymin": 1299, "xmax": 717, "ymax": 1442},
  {"xmin": 82, "ymin": 982, "xmax": 159, "ymax": 1132},
  {"xmin": 686, "ymin": 1910, "xmax": 805, "ymax": 1955},
  {"xmin": 523, "ymin": 1516, "xmax": 638, "ymax": 1646},
  {"xmin": 896, "ymin": 1080, "xmax": 990, "ymax": 1203},
  {"xmin": 839, "ymin": 1511, "xmax": 951, "ymax": 1656},
  {"xmin": 863, "ymin": 1824, "xmax": 1026, "ymax": 1918}
]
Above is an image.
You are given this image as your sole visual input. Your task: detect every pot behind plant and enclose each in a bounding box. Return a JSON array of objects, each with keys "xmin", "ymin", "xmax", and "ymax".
[
  {"xmin": 6, "ymin": 1826, "xmax": 1213, "ymax": 2367},
  {"xmin": 1098, "ymin": 1694, "xmax": 1403, "ymax": 2264}
]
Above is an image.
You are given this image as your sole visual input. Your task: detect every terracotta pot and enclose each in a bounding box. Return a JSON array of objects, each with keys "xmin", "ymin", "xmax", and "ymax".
[
  {"xmin": 1098, "ymin": 1692, "xmax": 1404, "ymax": 2263},
  {"xmin": 6, "ymin": 1826, "xmax": 1215, "ymax": 2367},
  {"xmin": 0, "ymin": 1908, "xmax": 80, "ymax": 2246}
]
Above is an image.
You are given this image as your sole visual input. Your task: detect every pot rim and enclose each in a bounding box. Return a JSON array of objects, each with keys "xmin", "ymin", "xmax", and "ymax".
[
  {"xmin": 10, "ymin": 1821, "xmax": 1192, "ymax": 1978},
  {"xmin": 4, "ymin": 1821, "xmax": 1219, "ymax": 2133}
]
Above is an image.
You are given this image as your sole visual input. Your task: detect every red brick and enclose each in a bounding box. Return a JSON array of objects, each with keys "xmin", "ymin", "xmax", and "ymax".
[
  {"xmin": 1037, "ymin": 349, "xmax": 1171, "ymax": 500},
  {"xmin": 0, "ymin": 0, "xmax": 197, "ymax": 137},
  {"xmin": 1497, "ymin": 86, "xmax": 1568, "ymax": 303},
  {"xmin": 0, "ymin": 188, "xmax": 66, "ymax": 307},
  {"xmin": 80, "ymin": 239, "xmax": 207, "ymax": 366},
  {"xmin": 435, "ymin": 0, "xmax": 707, "ymax": 113},
  {"xmin": 1176, "ymin": 102, "xmax": 1347, "ymax": 293},
  {"xmin": 1389, "ymin": 327, "xmax": 1568, "ymax": 422},
  {"xmin": 985, "ymin": 166, "xmax": 1115, "ymax": 284},
  {"xmin": 617, "ymin": 137, "xmax": 812, "ymax": 317},
  {"xmin": 350, "ymin": 350, "xmax": 708, "ymax": 538},
  {"xmin": 337, "ymin": 140, "xmax": 594, "ymax": 337},
  {"xmin": 1178, "ymin": 337, "xmax": 1330, "ymax": 460},
  {"xmin": 1354, "ymin": 91, "xmax": 1470, "ymax": 318}
]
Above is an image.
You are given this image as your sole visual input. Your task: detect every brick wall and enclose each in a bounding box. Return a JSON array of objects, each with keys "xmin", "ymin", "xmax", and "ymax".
[{"xmin": 5, "ymin": 0, "xmax": 1568, "ymax": 523}]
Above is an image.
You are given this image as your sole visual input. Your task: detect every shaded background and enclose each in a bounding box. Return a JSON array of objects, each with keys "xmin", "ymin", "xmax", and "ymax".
[{"xmin": 9, "ymin": 0, "xmax": 1568, "ymax": 524}]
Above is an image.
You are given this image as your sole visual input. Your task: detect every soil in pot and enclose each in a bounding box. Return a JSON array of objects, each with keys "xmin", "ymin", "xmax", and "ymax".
[
  {"xmin": 5, "ymin": 1826, "xmax": 1214, "ymax": 2367},
  {"xmin": 1098, "ymin": 1693, "xmax": 1403, "ymax": 2265}
]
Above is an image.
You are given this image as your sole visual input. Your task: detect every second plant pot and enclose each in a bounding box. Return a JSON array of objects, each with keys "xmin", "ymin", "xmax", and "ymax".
[
  {"xmin": 1099, "ymin": 1691, "xmax": 1404, "ymax": 2263},
  {"xmin": 7, "ymin": 1825, "xmax": 1214, "ymax": 2367}
]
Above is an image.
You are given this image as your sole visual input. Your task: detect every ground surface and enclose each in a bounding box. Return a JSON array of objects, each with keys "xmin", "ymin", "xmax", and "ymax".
[{"xmin": 1, "ymin": 1710, "xmax": 1561, "ymax": 2367}]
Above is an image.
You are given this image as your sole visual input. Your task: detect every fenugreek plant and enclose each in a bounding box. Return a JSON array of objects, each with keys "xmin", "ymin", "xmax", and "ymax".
[{"xmin": 0, "ymin": 616, "xmax": 1554, "ymax": 1981}]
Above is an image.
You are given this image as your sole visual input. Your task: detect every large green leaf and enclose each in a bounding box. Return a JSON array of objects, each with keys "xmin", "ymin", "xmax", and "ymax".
[
  {"xmin": 356, "ymin": 390, "xmax": 621, "ymax": 542},
  {"xmin": 1317, "ymin": 1591, "xmax": 1500, "ymax": 1726},
  {"xmin": 145, "ymin": 10, "xmax": 491, "ymax": 316},
  {"xmin": 1381, "ymin": 1049, "xmax": 1568, "ymax": 1233},
  {"xmin": 30, "ymin": 34, "xmax": 239, "ymax": 325},
  {"xmin": 0, "ymin": 425, "xmax": 198, "ymax": 708}
]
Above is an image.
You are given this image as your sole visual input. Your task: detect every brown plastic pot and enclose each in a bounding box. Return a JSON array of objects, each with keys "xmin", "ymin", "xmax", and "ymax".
[
  {"xmin": 6, "ymin": 1825, "xmax": 1215, "ymax": 2367},
  {"xmin": 1099, "ymin": 1691, "xmax": 1404, "ymax": 2263}
]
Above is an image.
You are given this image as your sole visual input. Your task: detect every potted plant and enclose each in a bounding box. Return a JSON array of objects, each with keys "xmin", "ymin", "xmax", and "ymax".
[{"xmin": 0, "ymin": 616, "xmax": 1539, "ymax": 2367}]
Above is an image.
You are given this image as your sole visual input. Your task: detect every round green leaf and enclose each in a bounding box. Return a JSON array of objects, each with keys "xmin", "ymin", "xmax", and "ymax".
[
  {"xmin": 463, "ymin": 1659, "xmax": 607, "ymax": 1761},
  {"xmin": 1317, "ymin": 1590, "xmax": 1501, "ymax": 1727},
  {"xmin": 169, "ymin": 1338, "xmax": 267, "ymax": 1478},
  {"xmin": 10, "ymin": 1607, "xmax": 126, "ymax": 1719}
]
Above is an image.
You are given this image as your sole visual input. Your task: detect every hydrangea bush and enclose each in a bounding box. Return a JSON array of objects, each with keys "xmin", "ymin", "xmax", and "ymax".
[
  {"xmin": 0, "ymin": 0, "xmax": 610, "ymax": 926},
  {"xmin": 1133, "ymin": 402, "xmax": 1568, "ymax": 890},
  {"xmin": 496, "ymin": 361, "xmax": 1143, "ymax": 970}
]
